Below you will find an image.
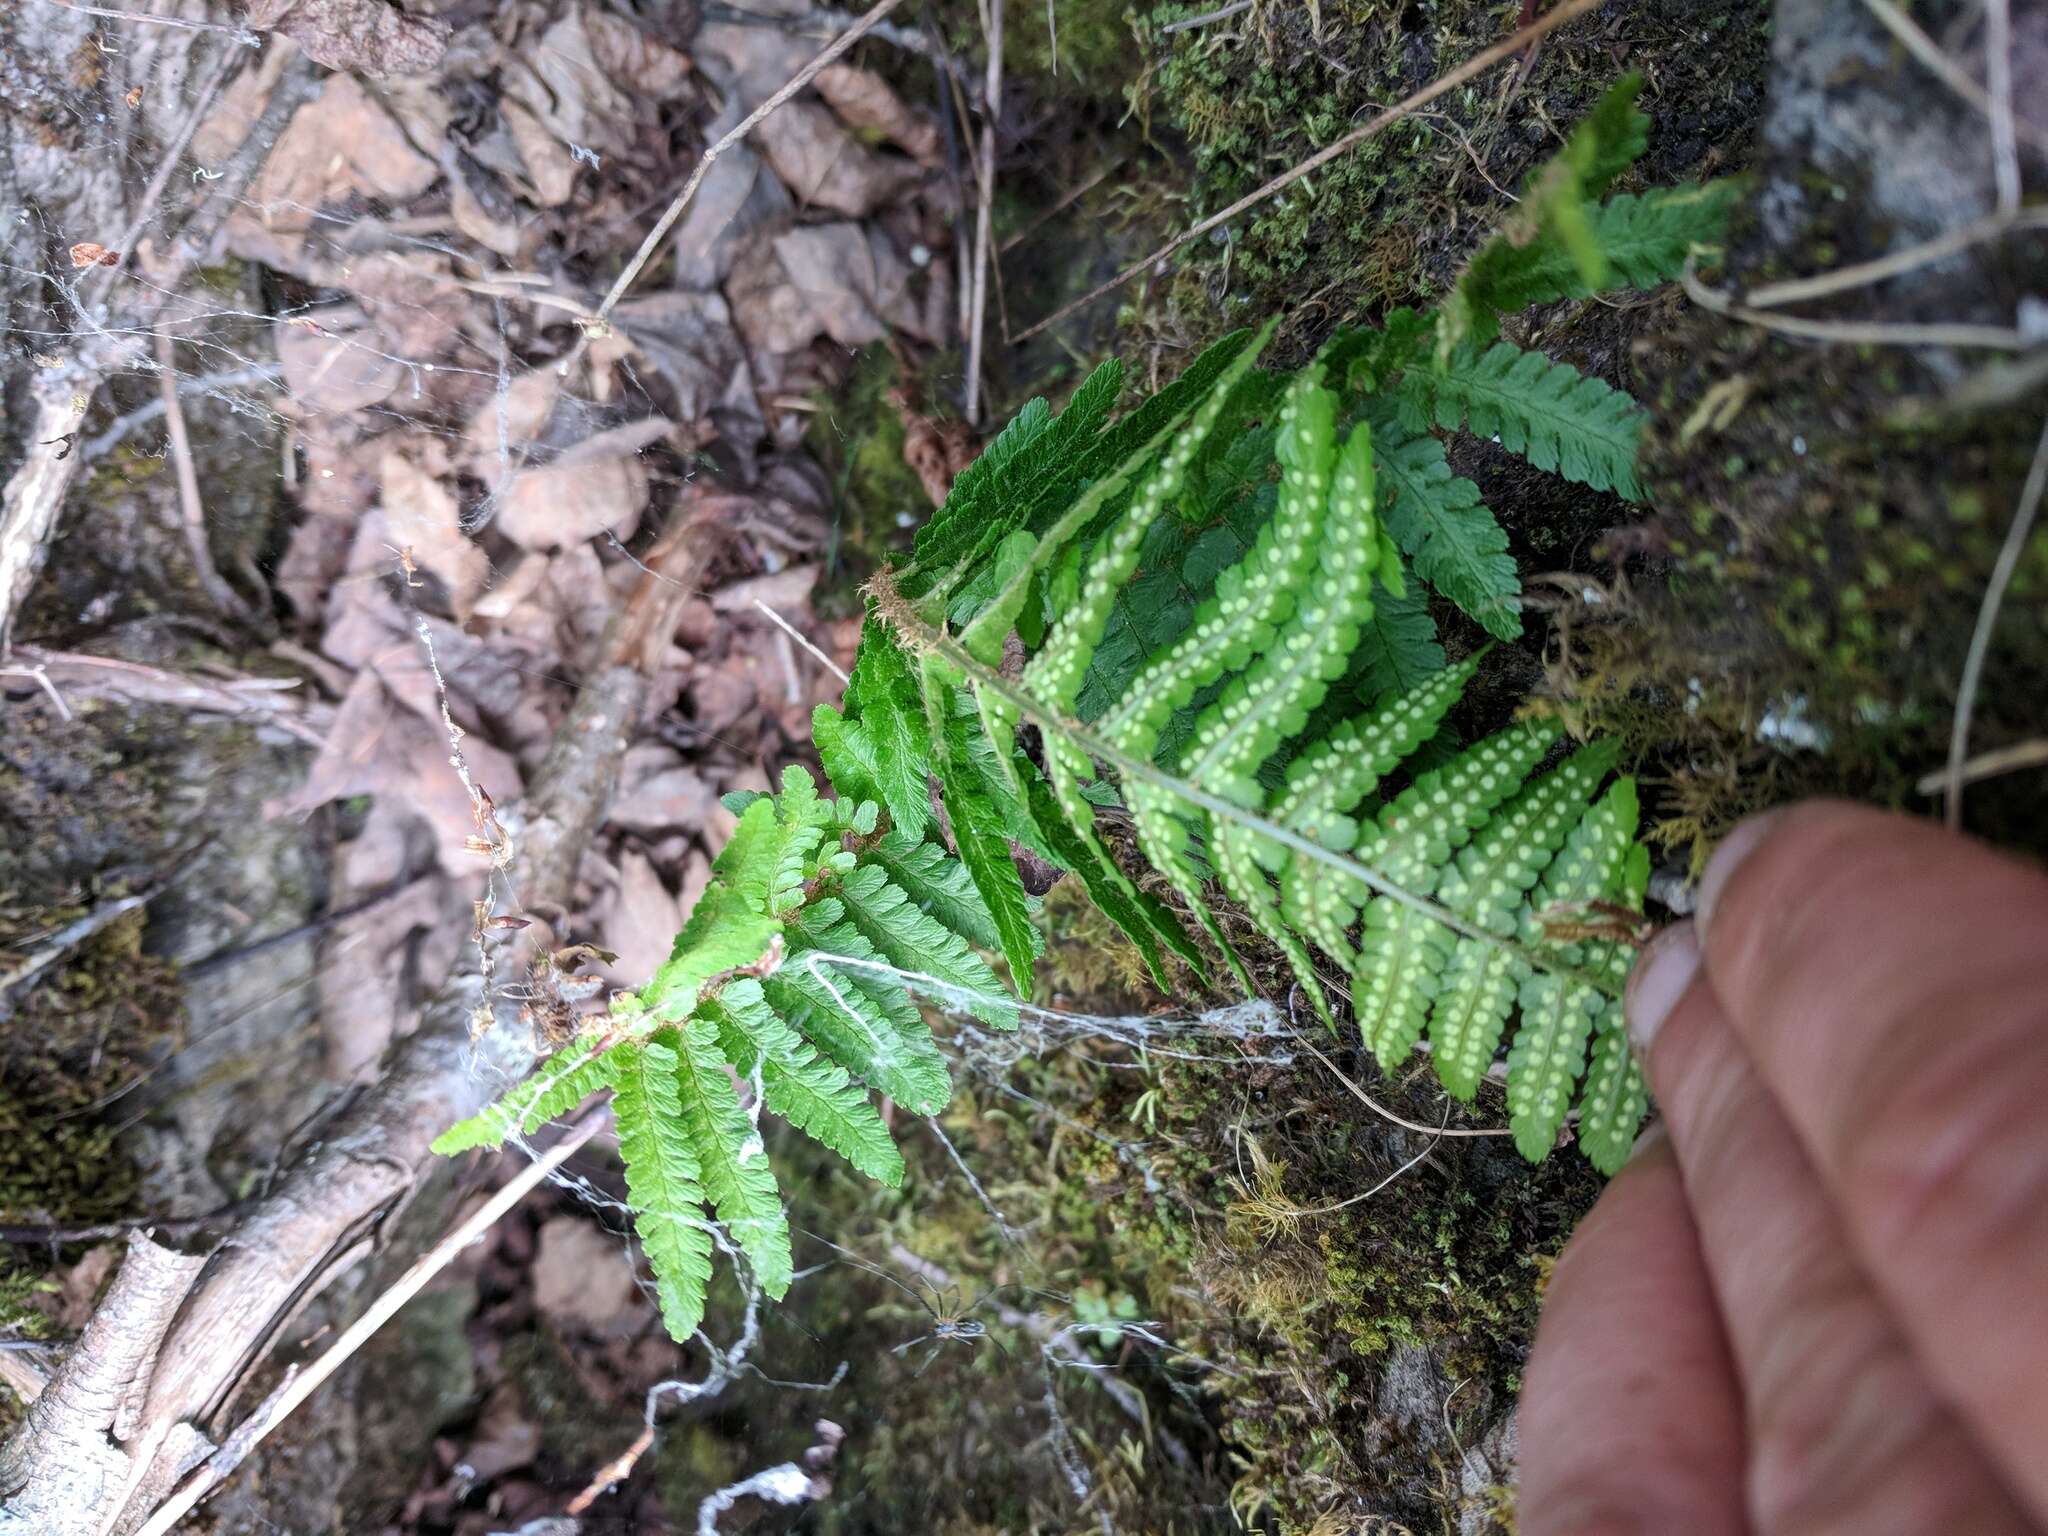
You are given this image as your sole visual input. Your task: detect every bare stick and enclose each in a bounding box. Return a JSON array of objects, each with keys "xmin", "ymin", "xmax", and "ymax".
[
  {"xmin": 963, "ymin": 0, "xmax": 1003, "ymax": 423},
  {"xmin": 1158, "ymin": 0, "xmax": 1252, "ymax": 33},
  {"xmin": 1012, "ymin": 0, "xmax": 1606, "ymax": 343},
  {"xmin": 131, "ymin": 1113, "xmax": 608, "ymax": 1536},
  {"xmin": 1683, "ymin": 256, "xmax": 2030, "ymax": 351},
  {"xmin": 1943, "ymin": 414, "xmax": 2048, "ymax": 830},
  {"xmin": 588, "ymin": 0, "xmax": 909, "ymax": 334},
  {"xmin": 1918, "ymin": 737, "xmax": 2048, "ymax": 796},
  {"xmin": 751, "ymin": 598, "xmax": 849, "ymax": 684},
  {"xmin": 156, "ymin": 329, "xmax": 250, "ymax": 622},
  {"xmin": 1984, "ymin": 0, "xmax": 2021, "ymax": 212},
  {"xmin": 1858, "ymin": 0, "xmax": 2048, "ymax": 155},
  {"xmin": 1741, "ymin": 207, "xmax": 2048, "ymax": 310},
  {"xmin": 1294, "ymin": 1035, "xmax": 1515, "ymax": 1139},
  {"xmin": 566, "ymin": 1424, "xmax": 656, "ymax": 1516}
]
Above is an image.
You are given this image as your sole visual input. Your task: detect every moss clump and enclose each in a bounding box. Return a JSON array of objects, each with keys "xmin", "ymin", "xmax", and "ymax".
[
  {"xmin": 1123, "ymin": 0, "xmax": 1769, "ymax": 354},
  {"xmin": 0, "ymin": 706, "xmax": 185, "ymax": 1226},
  {"xmin": 806, "ymin": 347, "xmax": 954, "ymax": 612}
]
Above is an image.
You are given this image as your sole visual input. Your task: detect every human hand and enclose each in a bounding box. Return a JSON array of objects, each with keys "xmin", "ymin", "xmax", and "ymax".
[{"xmin": 1519, "ymin": 801, "xmax": 2048, "ymax": 1535}]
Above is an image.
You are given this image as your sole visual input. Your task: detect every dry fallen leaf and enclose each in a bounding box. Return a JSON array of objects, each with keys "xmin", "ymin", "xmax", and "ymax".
[
  {"xmin": 68, "ymin": 242, "xmax": 118, "ymax": 269},
  {"xmin": 276, "ymin": 306, "xmax": 405, "ymax": 415},
  {"xmin": 752, "ymin": 99, "xmax": 923, "ymax": 219},
  {"xmin": 813, "ymin": 64, "xmax": 942, "ymax": 166},
  {"xmin": 598, "ymin": 849, "xmax": 685, "ymax": 988},
  {"xmin": 533, "ymin": 1216, "xmax": 645, "ymax": 1335},
  {"xmin": 242, "ymin": 0, "xmax": 449, "ymax": 76},
  {"xmin": 491, "ymin": 418, "xmax": 669, "ymax": 551},
  {"xmin": 379, "ymin": 437, "xmax": 487, "ymax": 617}
]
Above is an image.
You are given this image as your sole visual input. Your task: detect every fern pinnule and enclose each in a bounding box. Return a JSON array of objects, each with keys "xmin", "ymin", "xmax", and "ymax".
[
  {"xmin": 1505, "ymin": 777, "xmax": 1640, "ymax": 1160},
  {"xmin": 702, "ymin": 978, "xmax": 904, "ymax": 1186},
  {"xmin": 615, "ymin": 1034, "xmax": 718, "ymax": 1337}
]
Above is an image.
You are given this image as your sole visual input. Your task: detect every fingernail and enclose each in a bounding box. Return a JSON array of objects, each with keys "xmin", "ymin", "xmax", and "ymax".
[
  {"xmin": 1624, "ymin": 1119, "xmax": 1669, "ymax": 1165},
  {"xmin": 1695, "ymin": 810, "xmax": 1782, "ymax": 938},
  {"xmin": 1626, "ymin": 922, "xmax": 1700, "ymax": 1056}
]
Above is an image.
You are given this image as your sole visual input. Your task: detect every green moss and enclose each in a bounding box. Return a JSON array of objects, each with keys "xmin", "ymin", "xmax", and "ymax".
[{"xmin": 806, "ymin": 348, "xmax": 944, "ymax": 614}]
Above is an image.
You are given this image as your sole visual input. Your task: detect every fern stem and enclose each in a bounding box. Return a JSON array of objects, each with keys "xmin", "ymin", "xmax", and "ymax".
[{"xmin": 872, "ymin": 584, "xmax": 1620, "ymax": 998}]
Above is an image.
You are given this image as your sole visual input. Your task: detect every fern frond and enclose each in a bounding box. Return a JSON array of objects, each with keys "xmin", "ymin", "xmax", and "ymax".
[
  {"xmin": 1419, "ymin": 342, "xmax": 1646, "ymax": 499},
  {"xmin": 1349, "ymin": 723, "xmax": 1563, "ymax": 1068},
  {"xmin": 1572, "ymin": 843, "xmax": 1652, "ymax": 1173},
  {"xmin": 670, "ymin": 1016, "xmax": 793, "ymax": 1297},
  {"xmin": 836, "ymin": 861, "xmax": 1014, "ymax": 1027},
  {"xmin": 1504, "ymin": 778, "xmax": 1640, "ymax": 1158},
  {"xmin": 432, "ymin": 1036, "xmax": 618, "ymax": 1155},
  {"xmin": 614, "ymin": 1033, "xmax": 716, "ymax": 1339},
  {"xmin": 770, "ymin": 923, "xmax": 954, "ymax": 1117},
  {"xmin": 1366, "ymin": 406, "xmax": 1520, "ymax": 639},
  {"xmin": 703, "ymin": 977, "xmax": 904, "ymax": 1186}
]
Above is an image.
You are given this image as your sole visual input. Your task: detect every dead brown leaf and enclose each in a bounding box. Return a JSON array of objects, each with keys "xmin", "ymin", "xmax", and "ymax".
[
  {"xmin": 491, "ymin": 419, "xmax": 669, "ymax": 551},
  {"xmin": 230, "ymin": 75, "xmax": 439, "ymax": 265},
  {"xmin": 532, "ymin": 1217, "xmax": 644, "ymax": 1335},
  {"xmin": 731, "ymin": 222, "xmax": 934, "ymax": 356},
  {"xmin": 609, "ymin": 746, "xmax": 718, "ymax": 833},
  {"xmin": 752, "ymin": 99, "xmax": 923, "ymax": 219},
  {"xmin": 813, "ymin": 64, "xmax": 943, "ymax": 166},
  {"xmin": 243, "ymin": 0, "xmax": 450, "ymax": 76},
  {"xmin": 276, "ymin": 307, "xmax": 405, "ymax": 416},
  {"xmin": 378, "ymin": 437, "xmax": 486, "ymax": 617},
  {"xmin": 583, "ymin": 5, "xmax": 693, "ymax": 98},
  {"xmin": 597, "ymin": 849, "xmax": 683, "ymax": 988}
]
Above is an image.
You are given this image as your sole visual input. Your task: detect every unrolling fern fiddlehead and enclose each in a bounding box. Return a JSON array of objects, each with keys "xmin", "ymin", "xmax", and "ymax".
[{"xmin": 437, "ymin": 73, "xmax": 1728, "ymax": 1339}]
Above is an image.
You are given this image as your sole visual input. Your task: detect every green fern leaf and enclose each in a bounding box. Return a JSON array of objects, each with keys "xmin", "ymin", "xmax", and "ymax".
[
  {"xmin": 1436, "ymin": 75, "xmax": 1650, "ymax": 356},
  {"xmin": 836, "ymin": 860, "xmax": 1014, "ymax": 1027},
  {"xmin": 929, "ymin": 692, "xmax": 1039, "ymax": 992},
  {"xmin": 865, "ymin": 829, "xmax": 1002, "ymax": 952},
  {"xmin": 1099, "ymin": 365, "xmax": 1337, "ymax": 757},
  {"xmin": 614, "ymin": 1034, "xmax": 716, "ymax": 1340},
  {"xmin": 836, "ymin": 619, "xmax": 933, "ymax": 842},
  {"xmin": 1427, "ymin": 742, "xmax": 1619, "ymax": 1099},
  {"xmin": 670, "ymin": 1016, "xmax": 793, "ymax": 1297},
  {"xmin": 770, "ymin": 929, "xmax": 953, "ymax": 1116},
  {"xmin": 1568, "ymin": 820, "xmax": 1652, "ymax": 1173},
  {"xmin": 703, "ymin": 978, "xmax": 903, "ymax": 1185},
  {"xmin": 1351, "ymin": 723, "xmax": 1561, "ymax": 1068},
  {"xmin": 1367, "ymin": 405, "xmax": 1521, "ymax": 639},
  {"xmin": 644, "ymin": 885, "xmax": 781, "ymax": 1021},
  {"xmin": 1505, "ymin": 778, "xmax": 1641, "ymax": 1158},
  {"xmin": 432, "ymin": 1036, "xmax": 617, "ymax": 1154},
  {"xmin": 1421, "ymin": 342, "xmax": 1646, "ymax": 499},
  {"xmin": 1024, "ymin": 318, "xmax": 1274, "ymax": 713}
]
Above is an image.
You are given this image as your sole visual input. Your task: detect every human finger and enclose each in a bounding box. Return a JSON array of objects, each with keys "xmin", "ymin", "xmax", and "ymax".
[
  {"xmin": 1519, "ymin": 1125, "xmax": 1748, "ymax": 1536},
  {"xmin": 1633, "ymin": 925, "xmax": 2035, "ymax": 1534},
  {"xmin": 1649, "ymin": 804, "xmax": 2048, "ymax": 1519}
]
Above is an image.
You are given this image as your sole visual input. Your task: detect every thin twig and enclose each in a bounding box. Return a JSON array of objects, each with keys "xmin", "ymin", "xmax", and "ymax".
[
  {"xmin": 1012, "ymin": 0, "xmax": 1606, "ymax": 342},
  {"xmin": 1858, "ymin": 0, "xmax": 2048, "ymax": 155},
  {"xmin": 1268, "ymin": 1107, "xmax": 1452, "ymax": 1219},
  {"xmin": 588, "ymin": 0, "xmax": 909, "ymax": 337},
  {"xmin": 34, "ymin": 0, "xmax": 259, "ymax": 45},
  {"xmin": 1683, "ymin": 256, "xmax": 2031, "ymax": 350},
  {"xmin": 999, "ymin": 162, "xmax": 1117, "ymax": 253},
  {"xmin": 751, "ymin": 598, "xmax": 849, "ymax": 684},
  {"xmin": 1294, "ymin": 1036, "xmax": 1515, "ymax": 1139},
  {"xmin": 1984, "ymin": 0, "xmax": 2020, "ymax": 213},
  {"xmin": 1158, "ymin": 0, "xmax": 1253, "ymax": 34},
  {"xmin": 1741, "ymin": 208, "xmax": 2048, "ymax": 310},
  {"xmin": 566, "ymin": 1424, "xmax": 656, "ymax": 1516},
  {"xmin": 963, "ymin": 0, "xmax": 1003, "ymax": 423},
  {"xmin": 155, "ymin": 329, "xmax": 250, "ymax": 622},
  {"xmin": 131, "ymin": 1113, "xmax": 608, "ymax": 1536},
  {"xmin": 1943, "ymin": 414, "xmax": 2048, "ymax": 829},
  {"xmin": 1917, "ymin": 736, "xmax": 2048, "ymax": 795}
]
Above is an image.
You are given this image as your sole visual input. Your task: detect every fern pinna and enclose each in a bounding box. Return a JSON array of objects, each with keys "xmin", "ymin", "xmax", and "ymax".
[
  {"xmin": 434, "ymin": 769, "xmax": 1030, "ymax": 1340},
  {"xmin": 435, "ymin": 75, "xmax": 1723, "ymax": 1339}
]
